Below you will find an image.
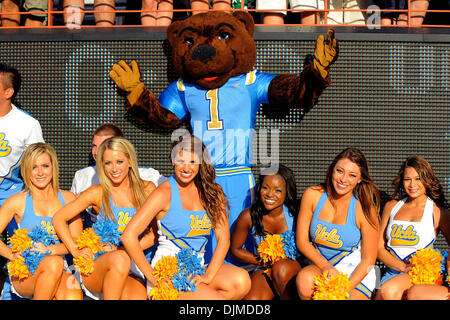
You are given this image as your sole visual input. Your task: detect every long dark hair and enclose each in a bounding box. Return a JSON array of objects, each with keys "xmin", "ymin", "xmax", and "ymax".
[
  {"xmin": 392, "ymin": 155, "xmax": 448, "ymax": 209},
  {"xmin": 170, "ymin": 134, "xmax": 229, "ymax": 226},
  {"xmin": 322, "ymin": 147, "xmax": 380, "ymax": 228},
  {"xmin": 250, "ymin": 164, "xmax": 299, "ymax": 236}
]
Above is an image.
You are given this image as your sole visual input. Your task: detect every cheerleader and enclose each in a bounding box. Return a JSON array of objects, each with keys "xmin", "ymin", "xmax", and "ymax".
[
  {"xmin": 0, "ymin": 143, "xmax": 83, "ymax": 300},
  {"xmin": 296, "ymin": 147, "xmax": 380, "ymax": 300},
  {"xmin": 121, "ymin": 133, "xmax": 251, "ymax": 299},
  {"xmin": 230, "ymin": 164, "xmax": 301, "ymax": 299},
  {"xmin": 53, "ymin": 137, "xmax": 156, "ymax": 300},
  {"xmin": 376, "ymin": 156, "xmax": 450, "ymax": 300}
]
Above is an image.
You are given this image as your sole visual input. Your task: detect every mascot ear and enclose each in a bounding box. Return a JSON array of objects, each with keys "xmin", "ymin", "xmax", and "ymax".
[
  {"xmin": 232, "ymin": 11, "xmax": 254, "ymax": 37},
  {"xmin": 167, "ymin": 20, "xmax": 184, "ymax": 47}
]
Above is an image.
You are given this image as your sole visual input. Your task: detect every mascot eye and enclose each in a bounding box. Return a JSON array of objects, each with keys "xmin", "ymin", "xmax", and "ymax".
[
  {"xmin": 218, "ymin": 32, "xmax": 230, "ymax": 40},
  {"xmin": 184, "ymin": 37, "xmax": 194, "ymax": 45}
]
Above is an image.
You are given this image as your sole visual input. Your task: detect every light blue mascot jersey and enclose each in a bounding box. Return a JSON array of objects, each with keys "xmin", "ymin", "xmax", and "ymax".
[{"xmin": 159, "ymin": 70, "xmax": 276, "ymax": 168}]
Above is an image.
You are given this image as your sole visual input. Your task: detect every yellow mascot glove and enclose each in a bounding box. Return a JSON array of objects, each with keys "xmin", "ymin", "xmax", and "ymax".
[
  {"xmin": 109, "ymin": 60, "xmax": 145, "ymax": 105},
  {"xmin": 313, "ymin": 29, "xmax": 339, "ymax": 79}
]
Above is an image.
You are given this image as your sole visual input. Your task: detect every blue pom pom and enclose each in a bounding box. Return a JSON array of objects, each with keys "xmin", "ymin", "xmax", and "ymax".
[
  {"xmin": 439, "ymin": 250, "xmax": 449, "ymax": 287},
  {"xmin": 22, "ymin": 249, "xmax": 50, "ymax": 275},
  {"xmin": 281, "ymin": 231, "xmax": 299, "ymax": 260},
  {"xmin": 28, "ymin": 225, "xmax": 58, "ymax": 247},
  {"xmin": 440, "ymin": 250, "xmax": 448, "ymax": 272},
  {"xmin": 93, "ymin": 219, "xmax": 121, "ymax": 246},
  {"xmin": 172, "ymin": 248, "xmax": 206, "ymax": 292}
]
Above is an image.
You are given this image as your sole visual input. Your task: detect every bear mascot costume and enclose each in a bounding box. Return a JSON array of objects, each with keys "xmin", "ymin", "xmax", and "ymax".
[{"xmin": 109, "ymin": 10, "xmax": 338, "ymax": 266}]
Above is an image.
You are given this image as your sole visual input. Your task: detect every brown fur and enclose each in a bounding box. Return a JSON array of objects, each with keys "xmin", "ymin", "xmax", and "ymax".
[
  {"xmin": 127, "ymin": 89, "xmax": 181, "ymax": 128},
  {"xmin": 166, "ymin": 11, "xmax": 256, "ymax": 89},
  {"xmin": 267, "ymin": 62, "xmax": 329, "ymax": 115}
]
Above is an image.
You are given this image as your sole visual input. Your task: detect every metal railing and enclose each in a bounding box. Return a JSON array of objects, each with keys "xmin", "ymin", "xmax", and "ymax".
[{"xmin": 0, "ymin": 0, "xmax": 449, "ymax": 29}]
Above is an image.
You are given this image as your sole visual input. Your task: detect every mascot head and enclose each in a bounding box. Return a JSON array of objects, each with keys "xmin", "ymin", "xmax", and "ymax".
[{"xmin": 167, "ymin": 11, "xmax": 256, "ymax": 89}]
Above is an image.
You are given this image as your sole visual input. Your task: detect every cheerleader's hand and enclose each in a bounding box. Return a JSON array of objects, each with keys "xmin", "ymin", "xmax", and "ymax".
[
  {"xmin": 190, "ymin": 274, "xmax": 211, "ymax": 288},
  {"xmin": 32, "ymin": 242, "xmax": 54, "ymax": 255},
  {"xmin": 256, "ymin": 254, "xmax": 270, "ymax": 268},
  {"xmin": 11, "ymin": 251, "xmax": 23, "ymax": 260},
  {"xmin": 321, "ymin": 265, "xmax": 339, "ymax": 278},
  {"xmin": 73, "ymin": 247, "xmax": 94, "ymax": 261},
  {"xmin": 101, "ymin": 243, "xmax": 117, "ymax": 253},
  {"xmin": 402, "ymin": 263, "xmax": 413, "ymax": 273}
]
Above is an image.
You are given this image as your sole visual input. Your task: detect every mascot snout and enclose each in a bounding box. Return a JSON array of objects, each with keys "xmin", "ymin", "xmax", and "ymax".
[{"xmin": 192, "ymin": 44, "xmax": 217, "ymax": 63}]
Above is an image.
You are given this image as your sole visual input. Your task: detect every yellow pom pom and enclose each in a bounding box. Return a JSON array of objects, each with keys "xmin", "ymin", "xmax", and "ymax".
[
  {"xmin": 76, "ymin": 228, "xmax": 102, "ymax": 253},
  {"xmin": 149, "ymin": 280, "xmax": 180, "ymax": 300},
  {"xmin": 153, "ymin": 255, "xmax": 178, "ymax": 280},
  {"xmin": 8, "ymin": 257, "xmax": 31, "ymax": 280},
  {"xmin": 9, "ymin": 229, "xmax": 32, "ymax": 253},
  {"xmin": 312, "ymin": 271, "xmax": 351, "ymax": 300},
  {"xmin": 74, "ymin": 228, "xmax": 102, "ymax": 276},
  {"xmin": 74, "ymin": 256, "xmax": 95, "ymax": 276},
  {"xmin": 149, "ymin": 255, "xmax": 180, "ymax": 300},
  {"xmin": 408, "ymin": 247, "xmax": 443, "ymax": 285},
  {"xmin": 257, "ymin": 234, "xmax": 287, "ymax": 266}
]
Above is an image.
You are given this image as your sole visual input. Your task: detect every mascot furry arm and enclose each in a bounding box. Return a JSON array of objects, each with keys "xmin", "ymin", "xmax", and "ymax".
[{"xmin": 109, "ymin": 11, "xmax": 338, "ymax": 129}]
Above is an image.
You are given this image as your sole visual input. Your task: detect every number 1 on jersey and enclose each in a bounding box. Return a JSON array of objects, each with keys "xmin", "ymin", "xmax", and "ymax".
[{"xmin": 206, "ymin": 89, "xmax": 223, "ymax": 130}]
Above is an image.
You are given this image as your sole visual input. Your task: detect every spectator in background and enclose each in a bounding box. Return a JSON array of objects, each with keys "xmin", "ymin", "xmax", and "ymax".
[
  {"xmin": 326, "ymin": 0, "xmax": 376, "ymax": 25},
  {"xmin": 256, "ymin": 0, "xmax": 319, "ymax": 25},
  {"xmin": 63, "ymin": 0, "xmax": 115, "ymax": 28},
  {"xmin": 190, "ymin": 0, "xmax": 231, "ymax": 14},
  {"xmin": 231, "ymin": 0, "xmax": 248, "ymax": 9},
  {"xmin": 377, "ymin": 0, "xmax": 430, "ymax": 25},
  {"xmin": 0, "ymin": 0, "xmax": 48, "ymax": 27},
  {"xmin": 141, "ymin": 0, "xmax": 174, "ymax": 25},
  {"xmin": 71, "ymin": 123, "xmax": 165, "ymax": 228}
]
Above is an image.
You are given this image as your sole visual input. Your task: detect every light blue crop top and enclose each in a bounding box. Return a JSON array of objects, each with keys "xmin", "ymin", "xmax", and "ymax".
[
  {"xmin": 309, "ymin": 192, "xmax": 361, "ymax": 264},
  {"xmin": 17, "ymin": 190, "xmax": 65, "ymax": 242}
]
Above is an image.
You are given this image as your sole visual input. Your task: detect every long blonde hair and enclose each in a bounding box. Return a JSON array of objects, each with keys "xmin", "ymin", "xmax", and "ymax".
[
  {"xmin": 96, "ymin": 137, "xmax": 146, "ymax": 221},
  {"xmin": 20, "ymin": 142, "xmax": 60, "ymax": 196}
]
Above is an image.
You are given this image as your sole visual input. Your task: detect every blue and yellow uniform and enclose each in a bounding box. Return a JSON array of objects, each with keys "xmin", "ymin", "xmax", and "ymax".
[
  {"xmin": 380, "ymin": 197, "xmax": 436, "ymax": 283},
  {"xmin": 160, "ymin": 70, "xmax": 276, "ymax": 264},
  {"xmin": 310, "ymin": 192, "xmax": 376, "ymax": 299},
  {"xmin": 151, "ymin": 176, "xmax": 212, "ymax": 267},
  {"xmin": 17, "ymin": 191, "xmax": 64, "ymax": 239},
  {"xmin": 81, "ymin": 199, "xmax": 146, "ymax": 300},
  {"xmin": 96, "ymin": 200, "xmax": 137, "ymax": 237},
  {"xmin": 3, "ymin": 190, "xmax": 65, "ymax": 300},
  {"xmin": 251, "ymin": 204, "xmax": 295, "ymax": 248}
]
